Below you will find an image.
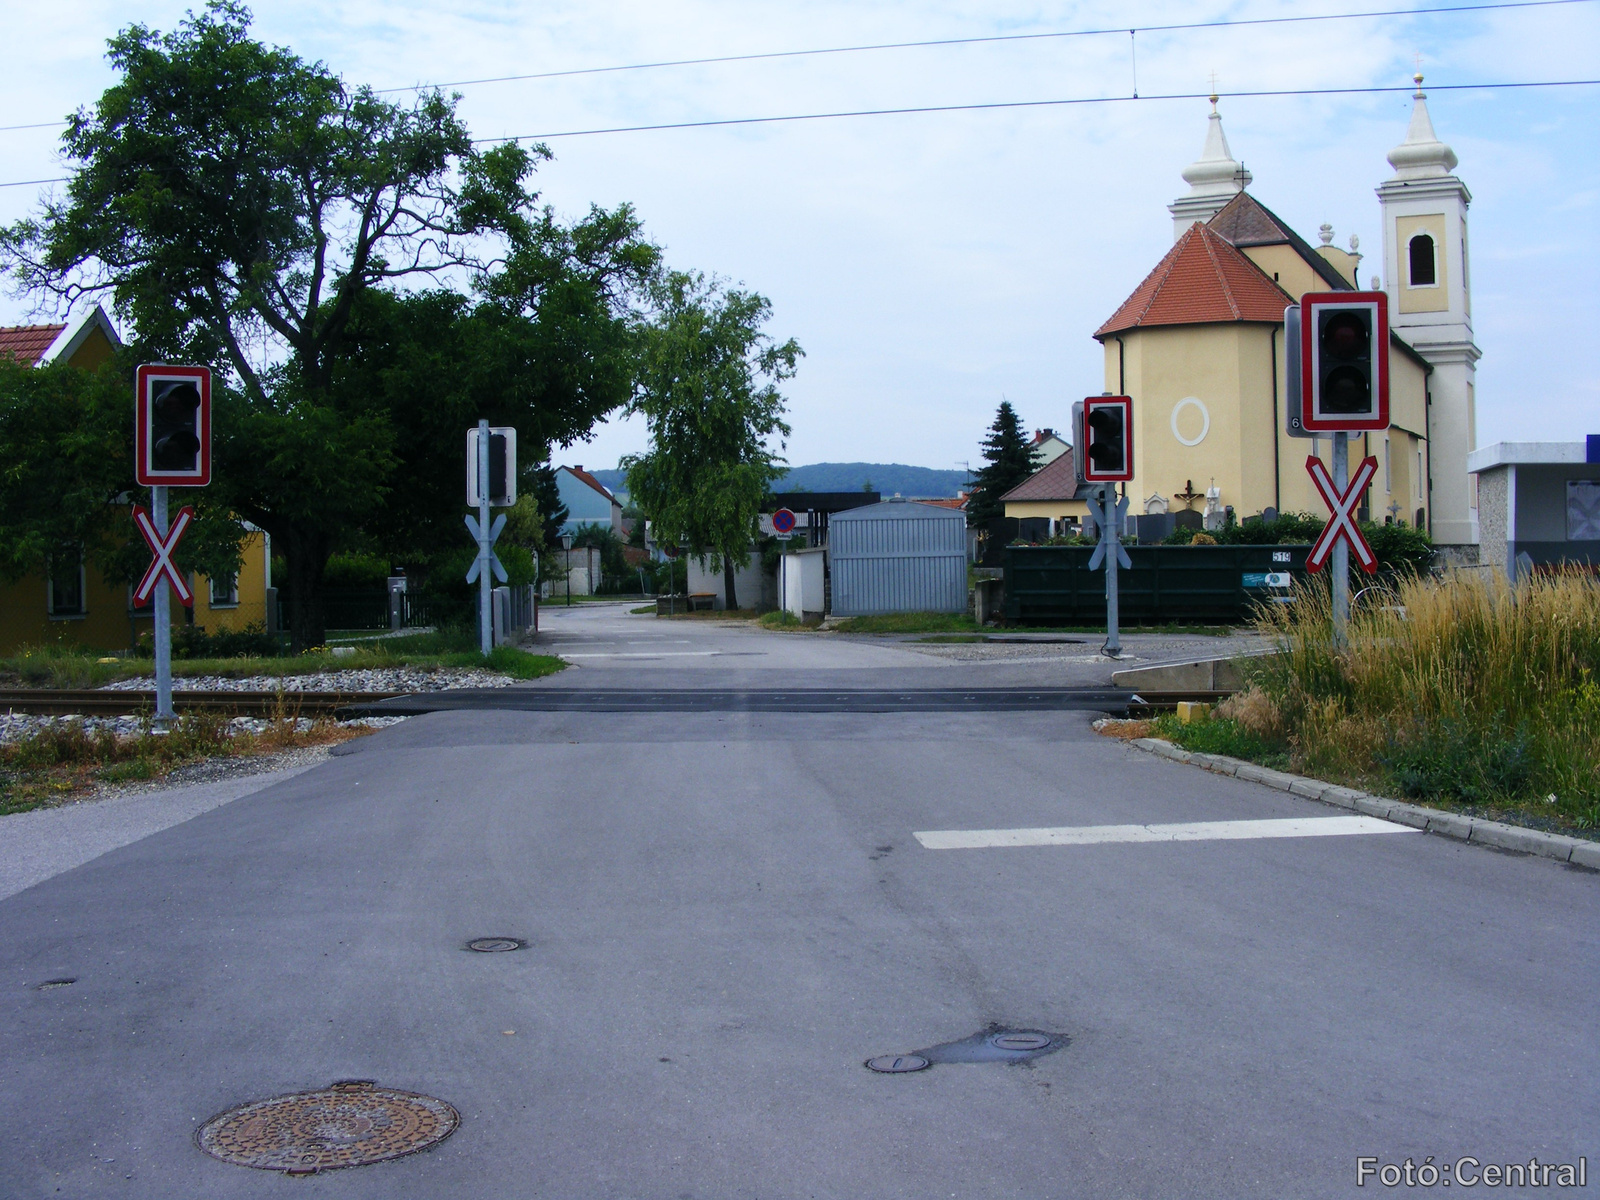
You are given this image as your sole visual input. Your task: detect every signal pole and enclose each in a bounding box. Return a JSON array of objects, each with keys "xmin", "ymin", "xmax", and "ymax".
[
  {"xmin": 1331, "ymin": 432, "xmax": 1350, "ymax": 647},
  {"xmin": 151, "ymin": 485, "xmax": 174, "ymax": 728},
  {"xmin": 1102, "ymin": 484, "xmax": 1122, "ymax": 659},
  {"xmin": 477, "ymin": 418, "xmax": 492, "ymax": 657}
]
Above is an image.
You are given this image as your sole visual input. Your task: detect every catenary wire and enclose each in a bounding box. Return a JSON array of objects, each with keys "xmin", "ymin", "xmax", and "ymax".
[
  {"xmin": 2, "ymin": 76, "xmax": 1595, "ymax": 186},
  {"xmin": 373, "ymin": 0, "xmax": 1594, "ymax": 93}
]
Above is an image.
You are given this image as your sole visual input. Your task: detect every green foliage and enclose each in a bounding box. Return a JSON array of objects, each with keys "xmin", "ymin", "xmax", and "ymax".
[
  {"xmin": 1378, "ymin": 719, "xmax": 1534, "ymax": 805},
  {"xmin": 1153, "ymin": 714, "xmax": 1291, "ymax": 771},
  {"xmin": 0, "ymin": 359, "xmax": 244, "ymax": 585},
  {"xmin": 322, "ymin": 553, "xmax": 390, "ymax": 589},
  {"xmin": 134, "ymin": 621, "xmax": 280, "ymax": 659},
  {"xmin": 1160, "ymin": 511, "xmax": 1434, "ymax": 576},
  {"xmin": 967, "ymin": 401, "xmax": 1039, "ymax": 527},
  {"xmin": 622, "ymin": 270, "xmax": 801, "ymax": 607},
  {"xmin": 0, "ymin": 2, "xmax": 655, "ymax": 652},
  {"xmin": 569, "ymin": 522, "xmax": 631, "ymax": 588},
  {"xmin": 831, "ymin": 612, "xmax": 979, "ymax": 634}
]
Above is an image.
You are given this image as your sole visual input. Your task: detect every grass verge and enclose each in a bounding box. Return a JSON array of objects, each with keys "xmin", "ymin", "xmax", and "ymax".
[
  {"xmin": 0, "ymin": 713, "xmax": 365, "ymax": 817},
  {"xmin": 829, "ymin": 613, "xmax": 979, "ymax": 634},
  {"xmin": 0, "ymin": 629, "xmax": 565, "ymax": 688},
  {"xmin": 1138, "ymin": 571, "xmax": 1600, "ymax": 837}
]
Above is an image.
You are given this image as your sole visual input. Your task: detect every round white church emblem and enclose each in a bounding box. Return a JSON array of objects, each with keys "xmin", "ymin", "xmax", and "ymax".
[{"xmin": 1170, "ymin": 396, "xmax": 1210, "ymax": 446}]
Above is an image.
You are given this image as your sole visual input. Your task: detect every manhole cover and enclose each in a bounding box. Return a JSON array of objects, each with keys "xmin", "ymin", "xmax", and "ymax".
[
  {"xmin": 865, "ymin": 1054, "xmax": 931, "ymax": 1074},
  {"xmin": 196, "ymin": 1081, "xmax": 458, "ymax": 1173},
  {"xmin": 988, "ymin": 1032, "xmax": 1053, "ymax": 1052},
  {"xmin": 465, "ymin": 937, "xmax": 524, "ymax": 953}
]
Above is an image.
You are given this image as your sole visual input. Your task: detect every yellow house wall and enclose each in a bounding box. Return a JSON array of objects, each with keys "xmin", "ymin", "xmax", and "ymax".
[
  {"xmin": 0, "ymin": 531, "xmax": 270, "ymax": 656},
  {"xmin": 1100, "ymin": 323, "xmax": 1431, "ymax": 530},
  {"xmin": 63, "ymin": 326, "xmax": 118, "ymax": 371}
]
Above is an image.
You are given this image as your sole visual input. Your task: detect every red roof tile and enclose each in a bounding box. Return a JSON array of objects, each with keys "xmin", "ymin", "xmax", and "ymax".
[
  {"xmin": 0, "ymin": 323, "xmax": 66, "ymax": 367},
  {"xmin": 1095, "ymin": 224, "xmax": 1291, "ymax": 338},
  {"xmin": 1000, "ymin": 449, "xmax": 1082, "ymax": 503}
]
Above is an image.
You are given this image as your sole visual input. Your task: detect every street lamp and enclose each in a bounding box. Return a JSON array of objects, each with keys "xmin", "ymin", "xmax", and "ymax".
[{"xmin": 560, "ymin": 533, "xmax": 573, "ymax": 607}]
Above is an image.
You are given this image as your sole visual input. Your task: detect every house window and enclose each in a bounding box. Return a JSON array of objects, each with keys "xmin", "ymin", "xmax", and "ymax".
[
  {"xmin": 47, "ymin": 548, "xmax": 87, "ymax": 617},
  {"xmin": 1408, "ymin": 233, "xmax": 1437, "ymax": 287},
  {"xmin": 209, "ymin": 572, "xmax": 239, "ymax": 607}
]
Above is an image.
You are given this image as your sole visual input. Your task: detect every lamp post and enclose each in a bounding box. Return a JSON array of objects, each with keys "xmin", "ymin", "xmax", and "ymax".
[{"xmin": 560, "ymin": 533, "xmax": 573, "ymax": 607}]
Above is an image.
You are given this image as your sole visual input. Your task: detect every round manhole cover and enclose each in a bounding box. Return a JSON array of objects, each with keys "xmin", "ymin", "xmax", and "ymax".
[
  {"xmin": 865, "ymin": 1054, "xmax": 931, "ymax": 1074},
  {"xmin": 196, "ymin": 1081, "xmax": 458, "ymax": 1173},
  {"xmin": 988, "ymin": 1032, "xmax": 1053, "ymax": 1052},
  {"xmin": 466, "ymin": 937, "xmax": 524, "ymax": 953}
]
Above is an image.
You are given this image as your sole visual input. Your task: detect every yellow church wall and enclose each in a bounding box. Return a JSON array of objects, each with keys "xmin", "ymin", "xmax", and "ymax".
[
  {"xmin": 1100, "ymin": 322, "xmax": 1432, "ymax": 531},
  {"xmin": 1239, "ymin": 245, "xmax": 1322, "ymax": 300}
]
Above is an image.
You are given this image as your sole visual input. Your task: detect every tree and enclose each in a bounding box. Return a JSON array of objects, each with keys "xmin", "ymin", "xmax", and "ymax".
[
  {"xmin": 2, "ymin": 2, "xmax": 654, "ymax": 649},
  {"xmin": 622, "ymin": 271, "xmax": 801, "ymax": 609},
  {"xmin": 0, "ymin": 358, "xmax": 243, "ymax": 590},
  {"xmin": 967, "ymin": 400, "xmax": 1040, "ymax": 527}
]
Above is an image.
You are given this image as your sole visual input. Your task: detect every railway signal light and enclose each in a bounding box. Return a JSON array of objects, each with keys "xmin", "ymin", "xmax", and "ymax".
[
  {"xmin": 1075, "ymin": 395, "xmax": 1134, "ymax": 484},
  {"xmin": 1298, "ymin": 292, "xmax": 1389, "ymax": 433}
]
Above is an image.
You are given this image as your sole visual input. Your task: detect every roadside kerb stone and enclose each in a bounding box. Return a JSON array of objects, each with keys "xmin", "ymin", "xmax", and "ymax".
[{"xmin": 1126, "ymin": 737, "xmax": 1595, "ymax": 867}]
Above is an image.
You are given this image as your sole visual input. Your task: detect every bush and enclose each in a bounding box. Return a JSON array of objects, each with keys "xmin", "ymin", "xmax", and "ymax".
[
  {"xmin": 1378, "ymin": 719, "xmax": 1534, "ymax": 805},
  {"xmin": 136, "ymin": 621, "xmax": 280, "ymax": 659}
]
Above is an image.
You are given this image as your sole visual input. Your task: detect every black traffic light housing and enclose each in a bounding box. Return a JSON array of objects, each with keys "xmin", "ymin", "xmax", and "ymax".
[
  {"xmin": 1298, "ymin": 291, "xmax": 1389, "ymax": 433},
  {"xmin": 467, "ymin": 425, "xmax": 518, "ymax": 507},
  {"xmin": 136, "ymin": 364, "xmax": 211, "ymax": 485},
  {"xmin": 1075, "ymin": 395, "xmax": 1134, "ymax": 484}
]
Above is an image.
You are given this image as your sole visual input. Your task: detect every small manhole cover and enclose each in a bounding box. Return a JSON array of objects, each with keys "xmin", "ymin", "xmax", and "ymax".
[
  {"xmin": 988, "ymin": 1032, "xmax": 1052, "ymax": 1052},
  {"xmin": 465, "ymin": 937, "xmax": 524, "ymax": 953},
  {"xmin": 196, "ymin": 1081, "xmax": 458, "ymax": 1173},
  {"xmin": 865, "ymin": 1054, "xmax": 931, "ymax": 1074}
]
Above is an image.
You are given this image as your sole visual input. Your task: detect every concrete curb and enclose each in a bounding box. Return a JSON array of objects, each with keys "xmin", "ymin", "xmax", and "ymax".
[{"xmin": 1127, "ymin": 737, "xmax": 1600, "ymax": 870}]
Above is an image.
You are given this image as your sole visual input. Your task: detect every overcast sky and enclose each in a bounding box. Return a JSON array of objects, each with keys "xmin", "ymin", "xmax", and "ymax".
[{"xmin": 2, "ymin": 0, "xmax": 1596, "ymax": 474}]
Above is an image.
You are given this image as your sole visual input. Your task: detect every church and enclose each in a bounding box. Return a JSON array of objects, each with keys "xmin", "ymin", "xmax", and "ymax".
[{"xmin": 1088, "ymin": 76, "xmax": 1479, "ymax": 555}]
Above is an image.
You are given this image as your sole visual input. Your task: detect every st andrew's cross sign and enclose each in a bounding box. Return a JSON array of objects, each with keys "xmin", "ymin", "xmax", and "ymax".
[{"xmin": 1305, "ymin": 454, "xmax": 1379, "ymax": 575}]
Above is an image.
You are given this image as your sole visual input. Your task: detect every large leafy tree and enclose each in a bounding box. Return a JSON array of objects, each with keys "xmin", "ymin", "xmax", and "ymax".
[
  {"xmin": 0, "ymin": 359, "xmax": 243, "ymax": 590},
  {"xmin": 623, "ymin": 272, "xmax": 801, "ymax": 609},
  {"xmin": 967, "ymin": 400, "xmax": 1041, "ymax": 527},
  {"xmin": 0, "ymin": 2, "xmax": 556, "ymax": 648}
]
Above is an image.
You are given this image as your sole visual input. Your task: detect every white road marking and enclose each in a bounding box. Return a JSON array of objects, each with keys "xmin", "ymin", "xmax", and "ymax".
[
  {"xmin": 913, "ymin": 815, "xmax": 1416, "ymax": 850},
  {"xmin": 560, "ymin": 651, "xmax": 720, "ymax": 659}
]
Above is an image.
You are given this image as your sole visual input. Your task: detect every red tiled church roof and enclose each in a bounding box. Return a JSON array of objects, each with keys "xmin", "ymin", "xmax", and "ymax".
[
  {"xmin": 1095, "ymin": 223, "xmax": 1292, "ymax": 338},
  {"xmin": 0, "ymin": 323, "xmax": 66, "ymax": 366}
]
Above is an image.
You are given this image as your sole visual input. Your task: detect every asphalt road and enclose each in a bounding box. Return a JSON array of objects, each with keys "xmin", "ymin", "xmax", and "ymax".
[{"xmin": 1, "ymin": 604, "xmax": 1595, "ymax": 1198}]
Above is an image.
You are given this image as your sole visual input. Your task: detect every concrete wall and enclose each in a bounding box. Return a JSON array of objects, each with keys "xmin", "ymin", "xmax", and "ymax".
[{"xmin": 686, "ymin": 554, "xmax": 770, "ymax": 610}]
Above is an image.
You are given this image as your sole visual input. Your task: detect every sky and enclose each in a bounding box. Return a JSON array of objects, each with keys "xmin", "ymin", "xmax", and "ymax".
[{"xmin": 1, "ymin": 0, "xmax": 1596, "ymax": 476}]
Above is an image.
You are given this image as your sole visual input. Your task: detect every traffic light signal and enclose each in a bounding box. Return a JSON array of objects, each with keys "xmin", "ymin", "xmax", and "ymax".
[
  {"xmin": 135, "ymin": 364, "xmax": 211, "ymax": 485},
  {"xmin": 1299, "ymin": 292, "xmax": 1389, "ymax": 433},
  {"xmin": 466, "ymin": 425, "xmax": 518, "ymax": 507},
  {"xmin": 1076, "ymin": 395, "xmax": 1134, "ymax": 484},
  {"xmin": 150, "ymin": 381, "xmax": 202, "ymax": 471}
]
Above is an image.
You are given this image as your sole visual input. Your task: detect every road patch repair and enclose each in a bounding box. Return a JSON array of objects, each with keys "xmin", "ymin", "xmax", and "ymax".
[
  {"xmin": 914, "ymin": 815, "xmax": 1415, "ymax": 850},
  {"xmin": 867, "ymin": 1027, "xmax": 1069, "ymax": 1073}
]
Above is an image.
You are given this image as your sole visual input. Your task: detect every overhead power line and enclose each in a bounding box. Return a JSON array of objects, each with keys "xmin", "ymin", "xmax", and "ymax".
[
  {"xmin": 376, "ymin": 0, "xmax": 1593, "ymax": 94},
  {"xmin": 2, "ymin": 76, "xmax": 1594, "ymax": 187},
  {"xmin": 478, "ymin": 78, "xmax": 1600, "ymax": 143}
]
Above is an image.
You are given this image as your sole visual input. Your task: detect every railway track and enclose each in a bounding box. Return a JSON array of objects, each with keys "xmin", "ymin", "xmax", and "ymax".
[
  {"xmin": 1, "ymin": 686, "xmax": 1231, "ymax": 719},
  {"xmin": 0, "ymin": 689, "xmax": 405, "ymax": 718}
]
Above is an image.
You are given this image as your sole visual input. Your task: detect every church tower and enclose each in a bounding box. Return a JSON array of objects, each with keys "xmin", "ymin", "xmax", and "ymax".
[
  {"xmin": 1168, "ymin": 95, "xmax": 1252, "ymax": 240},
  {"xmin": 1376, "ymin": 74, "xmax": 1480, "ymax": 551}
]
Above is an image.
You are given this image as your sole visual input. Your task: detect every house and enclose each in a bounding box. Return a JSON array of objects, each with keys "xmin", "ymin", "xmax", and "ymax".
[
  {"xmin": 1469, "ymin": 438, "xmax": 1600, "ymax": 580},
  {"xmin": 1029, "ymin": 429, "xmax": 1071, "ymax": 467},
  {"xmin": 1089, "ymin": 79, "xmax": 1475, "ymax": 557},
  {"xmin": 1001, "ymin": 449, "xmax": 1088, "ymax": 539},
  {"xmin": 0, "ymin": 306, "xmax": 270, "ymax": 654},
  {"xmin": 554, "ymin": 465, "xmax": 622, "ymax": 537}
]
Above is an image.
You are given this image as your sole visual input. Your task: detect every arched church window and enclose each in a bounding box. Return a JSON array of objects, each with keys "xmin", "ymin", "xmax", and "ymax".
[{"xmin": 1408, "ymin": 233, "xmax": 1437, "ymax": 287}]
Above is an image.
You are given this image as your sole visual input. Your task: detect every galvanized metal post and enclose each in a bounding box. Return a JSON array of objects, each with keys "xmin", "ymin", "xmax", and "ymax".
[
  {"xmin": 1332, "ymin": 431, "xmax": 1350, "ymax": 649},
  {"xmin": 1102, "ymin": 484, "xmax": 1122, "ymax": 659},
  {"xmin": 151, "ymin": 484, "xmax": 175, "ymax": 728},
  {"xmin": 477, "ymin": 419, "xmax": 492, "ymax": 657}
]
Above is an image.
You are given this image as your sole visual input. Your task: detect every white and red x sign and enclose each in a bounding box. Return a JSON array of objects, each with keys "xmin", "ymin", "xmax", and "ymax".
[
  {"xmin": 1306, "ymin": 455, "xmax": 1379, "ymax": 574},
  {"xmin": 133, "ymin": 505, "xmax": 196, "ymax": 607}
]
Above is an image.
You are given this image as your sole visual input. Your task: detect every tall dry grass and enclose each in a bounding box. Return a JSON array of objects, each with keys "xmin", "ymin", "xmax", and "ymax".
[{"xmin": 1249, "ymin": 570, "xmax": 1600, "ymax": 824}]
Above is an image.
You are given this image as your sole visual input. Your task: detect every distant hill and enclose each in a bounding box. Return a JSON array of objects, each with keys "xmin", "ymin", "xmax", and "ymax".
[{"xmin": 585, "ymin": 462, "xmax": 968, "ymax": 501}]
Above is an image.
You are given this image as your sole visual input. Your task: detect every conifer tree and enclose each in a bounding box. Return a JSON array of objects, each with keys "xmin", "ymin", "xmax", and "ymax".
[{"xmin": 967, "ymin": 400, "xmax": 1040, "ymax": 526}]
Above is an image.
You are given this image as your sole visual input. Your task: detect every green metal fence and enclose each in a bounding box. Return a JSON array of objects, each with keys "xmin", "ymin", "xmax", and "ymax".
[{"xmin": 1003, "ymin": 544, "xmax": 1311, "ymax": 625}]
